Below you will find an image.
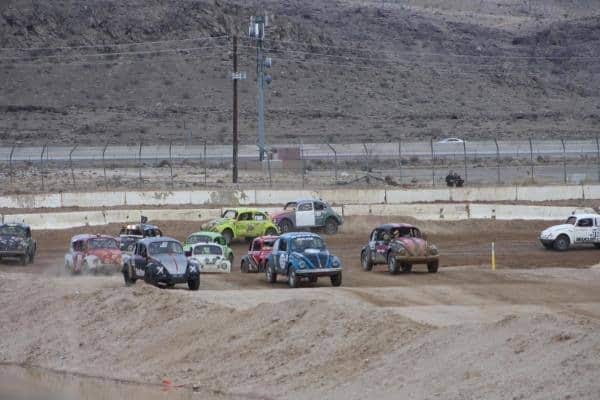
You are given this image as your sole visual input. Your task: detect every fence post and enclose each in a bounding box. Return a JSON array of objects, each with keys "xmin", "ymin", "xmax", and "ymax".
[
  {"xmin": 203, "ymin": 139, "xmax": 207, "ymax": 186},
  {"xmin": 169, "ymin": 140, "xmax": 174, "ymax": 188},
  {"xmin": 430, "ymin": 137, "xmax": 435, "ymax": 187},
  {"xmin": 462, "ymin": 140, "xmax": 468, "ymax": 185},
  {"xmin": 300, "ymin": 140, "xmax": 305, "ymax": 189},
  {"xmin": 398, "ymin": 139, "xmax": 402, "ymax": 184},
  {"xmin": 40, "ymin": 143, "xmax": 47, "ymax": 191},
  {"xmin": 561, "ymin": 138, "xmax": 567, "ymax": 183},
  {"xmin": 69, "ymin": 144, "xmax": 78, "ymax": 187},
  {"xmin": 268, "ymin": 149, "xmax": 272, "ymax": 187},
  {"xmin": 528, "ymin": 137, "xmax": 534, "ymax": 182},
  {"xmin": 326, "ymin": 142, "xmax": 337, "ymax": 184},
  {"xmin": 362, "ymin": 142, "xmax": 370, "ymax": 172},
  {"xmin": 9, "ymin": 144, "xmax": 15, "ymax": 184},
  {"xmin": 494, "ymin": 138, "xmax": 500, "ymax": 184},
  {"xmin": 138, "ymin": 139, "xmax": 143, "ymax": 188},
  {"xmin": 102, "ymin": 142, "xmax": 109, "ymax": 189},
  {"xmin": 596, "ymin": 136, "xmax": 600, "ymax": 183}
]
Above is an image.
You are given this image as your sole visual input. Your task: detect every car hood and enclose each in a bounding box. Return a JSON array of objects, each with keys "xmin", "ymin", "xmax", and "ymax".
[
  {"xmin": 541, "ymin": 224, "xmax": 574, "ymax": 236},
  {"xmin": 204, "ymin": 218, "xmax": 229, "ymax": 228},
  {"xmin": 393, "ymin": 237, "xmax": 428, "ymax": 257},
  {"xmin": 292, "ymin": 249, "xmax": 333, "ymax": 268},
  {"xmin": 0, "ymin": 235, "xmax": 25, "ymax": 250},
  {"xmin": 192, "ymin": 254, "xmax": 225, "ymax": 265},
  {"xmin": 151, "ymin": 253, "xmax": 188, "ymax": 274}
]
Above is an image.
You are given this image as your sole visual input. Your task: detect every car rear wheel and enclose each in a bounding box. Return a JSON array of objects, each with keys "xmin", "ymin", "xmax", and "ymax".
[
  {"xmin": 19, "ymin": 254, "xmax": 27, "ymax": 266},
  {"xmin": 241, "ymin": 259, "xmax": 248, "ymax": 273},
  {"xmin": 330, "ymin": 272, "xmax": 342, "ymax": 287},
  {"xmin": 361, "ymin": 250, "xmax": 373, "ymax": 271},
  {"xmin": 265, "ymin": 227, "xmax": 278, "ymax": 236},
  {"xmin": 401, "ymin": 263, "xmax": 412, "ymax": 273},
  {"xmin": 279, "ymin": 220, "xmax": 293, "ymax": 234},
  {"xmin": 387, "ymin": 254, "xmax": 399, "ymax": 275},
  {"xmin": 222, "ymin": 229, "xmax": 233, "ymax": 245},
  {"xmin": 188, "ymin": 277, "xmax": 200, "ymax": 291},
  {"xmin": 228, "ymin": 253, "xmax": 234, "ymax": 264},
  {"xmin": 324, "ymin": 218, "xmax": 339, "ymax": 235},
  {"xmin": 594, "ymin": 243, "xmax": 600, "ymax": 249},
  {"xmin": 553, "ymin": 235, "xmax": 570, "ymax": 251},
  {"xmin": 288, "ymin": 269, "xmax": 299, "ymax": 288},
  {"xmin": 427, "ymin": 260, "xmax": 439, "ymax": 273},
  {"xmin": 266, "ymin": 263, "xmax": 277, "ymax": 283},
  {"xmin": 123, "ymin": 264, "xmax": 135, "ymax": 286}
]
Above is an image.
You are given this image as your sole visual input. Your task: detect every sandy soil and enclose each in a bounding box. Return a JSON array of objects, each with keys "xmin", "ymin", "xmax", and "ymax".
[{"xmin": 1, "ymin": 217, "xmax": 600, "ymax": 399}]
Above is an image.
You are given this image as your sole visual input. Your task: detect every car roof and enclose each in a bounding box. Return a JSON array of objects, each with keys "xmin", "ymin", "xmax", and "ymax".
[
  {"xmin": 138, "ymin": 236, "xmax": 180, "ymax": 245},
  {"xmin": 374, "ymin": 223, "xmax": 417, "ymax": 231},
  {"xmin": 254, "ymin": 235, "xmax": 279, "ymax": 242},
  {"xmin": 191, "ymin": 242, "xmax": 222, "ymax": 248},
  {"xmin": 0, "ymin": 223, "xmax": 30, "ymax": 229},
  {"xmin": 223, "ymin": 208, "xmax": 267, "ymax": 213},
  {"xmin": 71, "ymin": 234, "xmax": 115, "ymax": 242},
  {"xmin": 571, "ymin": 214, "xmax": 600, "ymax": 219},
  {"xmin": 187, "ymin": 231, "xmax": 222, "ymax": 238},
  {"xmin": 278, "ymin": 232, "xmax": 321, "ymax": 240},
  {"xmin": 122, "ymin": 223, "xmax": 159, "ymax": 230}
]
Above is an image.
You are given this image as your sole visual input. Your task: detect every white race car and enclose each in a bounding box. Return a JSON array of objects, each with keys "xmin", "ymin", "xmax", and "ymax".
[
  {"xmin": 539, "ymin": 213, "xmax": 600, "ymax": 251},
  {"xmin": 187, "ymin": 242, "xmax": 231, "ymax": 273}
]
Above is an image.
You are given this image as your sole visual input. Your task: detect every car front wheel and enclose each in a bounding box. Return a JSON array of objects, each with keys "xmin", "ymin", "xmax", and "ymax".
[
  {"xmin": 427, "ymin": 260, "xmax": 439, "ymax": 273},
  {"xmin": 387, "ymin": 254, "xmax": 399, "ymax": 275},
  {"xmin": 361, "ymin": 250, "xmax": 373, "ymax": 271},
  {"xmin": 266, "ymin": 263, "xmax": 277, "ymax": 283},
  {"xmin": 330, "ymin": 272, "xmax": 342, "ymax": 287},
  {"xmin": 288, "ymin": 269, "xmax": 299, "ymax": 288},
  {"xmin": 188, "ymin": 276, "xmax": 200, "ymax": 291},
  {"xmin": 553, "ymin": 235, "xmax": 570, "ymax": 251},
  {"xmin": 324, "ymin": 218, "xmax": 339, "ymax": 235}
]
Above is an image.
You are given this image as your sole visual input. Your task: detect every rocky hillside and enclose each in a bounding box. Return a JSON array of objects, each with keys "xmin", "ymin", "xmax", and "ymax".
[{"xmin": 1, "ymin": 0, "xmax": 599, "ymax": 145}]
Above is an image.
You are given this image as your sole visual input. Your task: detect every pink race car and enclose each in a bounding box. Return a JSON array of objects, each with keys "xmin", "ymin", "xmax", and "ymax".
[{"xmin": 240, "ymin": 235, "xmax": 278, "ymax": 273}]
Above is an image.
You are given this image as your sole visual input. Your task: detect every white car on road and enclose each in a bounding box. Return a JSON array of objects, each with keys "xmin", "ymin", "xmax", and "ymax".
[
  {"xmin": 539, "ymin": 214, "xmax": 600, "ymax": 251},
  {"xmin": 187, "ymin": 243, "xmax": 231, "ymax": 273}
]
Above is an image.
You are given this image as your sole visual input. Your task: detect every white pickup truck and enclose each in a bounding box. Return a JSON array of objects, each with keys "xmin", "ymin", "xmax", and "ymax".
[{"xmin": 539, "ymin": 214, "xmax": 600, "ymax": 251}]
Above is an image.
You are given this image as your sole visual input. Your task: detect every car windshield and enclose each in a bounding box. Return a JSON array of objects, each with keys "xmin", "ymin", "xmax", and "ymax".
[
  {"xmin": 566, "ymin": 216, "xmax": 577, "ymax": 225},
  {"xmin": 291, "ymin": 236, "xmax": 326, "ymax": 252},
  {"xmin": 88, "ymin": 238, "xmax": 118, "ymax": 249},
  {"xmin": 263, "ymin": 239, "xmax": 275, "ymax": 248},
  {"xmin": 194, "ymin": 244, "xmax": 222, "ymax": 256},
  {"xmin": 149, "ymin": 241, "xmax": 183, "ymax": 255},
  {"xmin": 284, "ymin": 202, "xmax": 297, "ymax": 211},
  {"xmin": 391, "ymin": 227, "xmax": 421, "ymax": 239},
  {"xmin": 222, "ymin": 210, "xmax": 237, "ymax": 219},
  {"xmin": 120, "ymin": 227, "xmax": 142, "ymax": 236},
  {"xmin": 0, "ymin": 225, "xmax": 26, "ymax": 237},
  {"xmin": 186, "ymin": 235, "xmax": 212, "ymax": 244}
]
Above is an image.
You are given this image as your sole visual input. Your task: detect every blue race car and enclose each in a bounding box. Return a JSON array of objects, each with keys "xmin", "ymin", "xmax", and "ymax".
[{"xmin": 265, "ymin": 232, "xmax": 342, "ymax": 288}]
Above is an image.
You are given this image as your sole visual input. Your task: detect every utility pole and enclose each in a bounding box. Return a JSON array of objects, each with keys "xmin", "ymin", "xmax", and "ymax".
[
  {"xmin": 231, "ymin": 36, "xmax": 247, "ymax": 184},
  {"xmin": 249, "ymin": 15, "xmax": 271, "ymax": 161}
]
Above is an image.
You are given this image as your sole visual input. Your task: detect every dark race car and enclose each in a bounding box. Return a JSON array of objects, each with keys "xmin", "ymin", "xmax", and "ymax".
[
  {"xmin": 360, "ymin": 224, "xmax": 439, "ymax": 274},
  {"xmin": 240, "ymin": 235, "xmax": 278, "ymax": 273},
  {"xmin": 0, "ymin": 223, "xmax": 36, "ymax": 265},
  {"xmin": 122, "ymin": 237, "xmax": 200, "ymax": 290}
]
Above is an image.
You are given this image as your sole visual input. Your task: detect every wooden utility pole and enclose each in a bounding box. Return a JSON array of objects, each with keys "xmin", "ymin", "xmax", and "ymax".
[{"xmin": 232, "ymin": 35, "xmax": 239, "ymax": 183}]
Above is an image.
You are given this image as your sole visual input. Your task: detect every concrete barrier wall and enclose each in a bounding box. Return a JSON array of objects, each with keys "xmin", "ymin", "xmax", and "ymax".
[{"xmin": 0, "ymin": 184, "xmax": 598, "ymax": 210}]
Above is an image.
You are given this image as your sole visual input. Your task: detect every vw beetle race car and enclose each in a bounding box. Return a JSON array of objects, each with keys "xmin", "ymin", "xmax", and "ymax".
[
  {"xmin": 265, "ymin": 232, "xmax": 342, "ymax": 288},
  {"xmin": 183, "ymin": 231, "xmax": 234, "ymax": 263},
  {"xmin": 122, "ymin": 237, "xmax": 199, "ymax": 290},
  {"xmin": 0, "ymin": 223, "xmax": 36, "ymax": 265},
  {"xmin": 270, "ymin": 198, "xmax": 343, "ymax": 234},
  {"xmin": 187, "ymin": 242, "xmax": 231, "ymax": 273},
  {"xmin": 360, "ymin": 224, "xmax": 439, "ymax": 274},
  {"xmin": 540, "ymin": 213, "xmax": 600, "ymax": 251},
  {"xmin": 240, "ymin": 235, "xmax": 277, "ymax": 273},
  {"xmin": 202, "ymin": 208, "xmax": 279, "ymax": 244},
  {"xmin": 64, "ymin": 234, "xmax": 123, "ymax": 274},
  {"xmin": 118, "ymin": 219, "xmax": 163, "ymax": 254}
]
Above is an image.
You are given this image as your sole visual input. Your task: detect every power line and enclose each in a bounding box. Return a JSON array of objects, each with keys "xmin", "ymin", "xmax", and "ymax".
[
  {"xmin": 0, "ymin": 34, "xmax": 230, "ymax": 52},
  {"xmin": 0, "ymin": 54, "xmax": 232, "ymax": 68}
]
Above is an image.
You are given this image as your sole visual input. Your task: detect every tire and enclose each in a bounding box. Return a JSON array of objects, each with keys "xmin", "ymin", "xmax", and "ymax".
[
  {"xmin": 309, "ymin": 276, "xmax": 318, "ymax": 284},
  {"xmin": 401, "ymin": 263, "xmax": 413, "ymax": 273},
  {"xmin": 324, "ymin": 218, "xmax": 339, "ymax": 235},
  {"xmin": 330, "ymin": 272, "xmax": 342, "ymax": 287},
  {"xmin": 427, "ymin": 260, "xmax": 439, "ymax": 273},
  {"xmin": 361, "ymin": 250, "xmax": 373, "ymax": 271},
  {"xmin": 288, "ymin": 268, "xmax": 299, "ymax": 288},
  {"xmin": 259, "ymin": 261, "xmax": 266, "ymax": 273},
  {"xmin": 19, "ymin": 254, "xmax": 27, "ymax": 266},
  {"xmin": 265, "ymin": 227, "xmax": 278, "ymax": 236},
  {"xmin": 279, "ymin": 220, "xmax": 293, "ymax": 234},
  {"xmin": 241, "ymin": 259, "xmax": 248, "ymax": 273},
  {"xmin": 222, "ymin": 229, "xmax": 234, "ymax": 245},
  {"xmin": 265, "ymin": 262, "xmax": 277, "ymax": 283},
  {"xmin": 188, "ymin": 277, "xmax": 200, "ymax": 291},
  {"xmin": 123, "ymin": 263, "xmax": 136, "ymax": 286},
  {"xmin": 82, "ymin": 261, "xmax": 90, "ymax": 274},
  {"xmin": 28, "ymin": 248, "xmax": 35, "ymax": 263},
  {"xmin": 553, "ymin": 235, "xmax": 570, "ymax": 251},
  {"xmin": 228, "ymin": 253, "xmax": 234, "ymax": 264},
  {"xmin": 387, "ymin": 254, "xmax": 399, "ymax": 275},
  {"xmin": 594, "ymin": 243, "xmax": 600, "ymax": 249}
]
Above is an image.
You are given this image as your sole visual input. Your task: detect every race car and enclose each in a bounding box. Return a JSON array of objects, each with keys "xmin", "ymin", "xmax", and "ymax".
[
  {"xmin": 360, "ymin": 224, "xmax": 439, "ymax": 274},
  {"xmin": 240, "ymin": 235, "xmax": 278, "ymax": 273},
  {"xmin": 202, "ymin": 208, "xmax": 279, "ymax": 244},
  {"xmin": 187, "ymin": 242, "xmax": 231, "ymax": 273},
  {"xmin": 265, "ymin": 232, "xmax": 342, "ymax": 288},
  {"xmin": 64, "ymin": 234, "xmax": 123, "ymax": 274},
  {"xmin": 0, "ymin": 223, "xmax": 36, "ymax": 265},
  {"xmin": 122, "ymin": 237, "xmax": 199, "ymax": 290},
  {"xmin": 270, "ymin": 198, "xmax": 343, "ymax": 234},
  {"xmin": 183, "ymin": 231, "xmax": 234, "ymax": 263},
  {"xmin": 117, "ymin": 219, "xmax": 163, "ymax": 254},
  {"xmin": 540, "ymin": 213, "xmax": 600, "ymax": 251}
]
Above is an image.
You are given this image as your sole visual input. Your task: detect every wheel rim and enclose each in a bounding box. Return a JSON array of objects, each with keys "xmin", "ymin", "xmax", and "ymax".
[
  {"xmin": 266, "ymin": 267, "xmax": 272, "ymax": 280},
  {"xmin": 388, "ymin": 257, "xmax": 395, "ymax": 271},
  {"xmin": 289, "ymin": 271, "xmax": 296, "ymax": 286},
  {"xmin": 361, "ymin": 253, "xmax": 368, "ymax": 269},
  {"xmin": 326, "ymin": 221, "xmax": 336, "ymax": 233}
]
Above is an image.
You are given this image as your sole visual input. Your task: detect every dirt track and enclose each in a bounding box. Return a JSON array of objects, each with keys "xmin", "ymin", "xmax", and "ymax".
[{"xmin": 1, "ymin": 217, "xmax": 600, "ymax": 399}]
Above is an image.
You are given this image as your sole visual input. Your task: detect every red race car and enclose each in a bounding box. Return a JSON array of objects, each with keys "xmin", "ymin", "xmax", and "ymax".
[
  {"xmin": 240, "ymin": 235, "xmax": 278, "ymax": 273},
  {"xmin": 64, "ymin": 234, "xmax": 123, "ymax": 274}
]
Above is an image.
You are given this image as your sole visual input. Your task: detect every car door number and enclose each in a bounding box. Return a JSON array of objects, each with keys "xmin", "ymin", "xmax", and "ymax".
[{"xmin": 279, "ymin": 252, "xmax": 288, "ymax": 270}]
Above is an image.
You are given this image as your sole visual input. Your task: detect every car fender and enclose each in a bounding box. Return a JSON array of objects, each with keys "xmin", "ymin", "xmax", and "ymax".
[
  {"xmin": 64, "ymin": 254, "xmax": 72, "ymax": 268},
  {"xmin": 278, "ymin": 217, "xmax": 295, "ymax": 229},
  {"xmin": 84, "ymin": 254, "xmax": 101, "ymax": 267},
  {"xmin": 327, "ymin": 211, "xmax": 343, "ymax": 225}
]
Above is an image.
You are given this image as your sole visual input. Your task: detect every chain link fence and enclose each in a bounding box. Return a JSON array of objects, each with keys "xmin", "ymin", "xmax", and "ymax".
[{"xmin": 1, "ymin": 138, "xmax": 599, "ymax": 193}]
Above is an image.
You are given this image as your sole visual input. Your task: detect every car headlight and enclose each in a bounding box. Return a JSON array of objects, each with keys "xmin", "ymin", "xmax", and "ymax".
[
  {"xmin": 332, "ymin": 259, "xmax": 340, "ymax": 268},
  {"xmin": 299, "ymin": 261, "xmax": 306, "ymax": 269},
  {"xmin": 428, "ymin": 245, "xmax": 438, "ymax": 255}
]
